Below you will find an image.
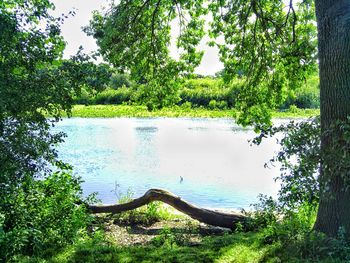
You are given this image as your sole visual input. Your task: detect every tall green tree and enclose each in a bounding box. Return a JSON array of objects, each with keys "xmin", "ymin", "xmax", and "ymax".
[
  {"xmin": 0, "ymin": 0, "xmax": 110, "ymax": 259},
  {"xmin": 0, "ymin": 0, "xmax": 109, "ymax": 185},
  {"xmin": 88, "ymin": 0, "xmax": 350, "ymax": 237},
  {"xmin": 313, "ymin": 0, "xmax": 350, "ymax": 237}
]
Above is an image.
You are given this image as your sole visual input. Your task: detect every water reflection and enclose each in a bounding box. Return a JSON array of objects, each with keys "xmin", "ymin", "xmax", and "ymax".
[{"xmin": 54, "ymin": 118, "xmax": 281, "ymax": 209}]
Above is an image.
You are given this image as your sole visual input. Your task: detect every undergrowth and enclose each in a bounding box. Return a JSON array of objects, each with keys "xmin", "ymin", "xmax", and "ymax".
[{"xmin": 110, "ymin": 187, "xmax": 173, "ymax": 226}]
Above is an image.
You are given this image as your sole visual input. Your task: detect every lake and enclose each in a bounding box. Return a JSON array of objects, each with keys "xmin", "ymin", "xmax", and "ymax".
[{"xmin": 55, "ymin": 118, "xmax": 281, "ymax": 210}]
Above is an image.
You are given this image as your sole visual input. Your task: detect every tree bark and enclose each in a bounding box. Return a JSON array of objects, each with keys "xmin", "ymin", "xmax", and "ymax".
[
  {"xmin": 88, "ymin": 188, "xmax": 247, "ymax": 229},
  {"xmin": 314, "ymin": 0, "xmax": 350, "ymax": 236}
]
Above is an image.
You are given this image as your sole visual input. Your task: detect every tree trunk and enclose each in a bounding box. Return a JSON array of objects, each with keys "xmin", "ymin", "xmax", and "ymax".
[
  {"xmin": 88, "ymin": 188, "xmax": 247, "ymax": 229},
  {"xmin": 314, "ymin": 0, "xmax": 350, "ymax": 237}
]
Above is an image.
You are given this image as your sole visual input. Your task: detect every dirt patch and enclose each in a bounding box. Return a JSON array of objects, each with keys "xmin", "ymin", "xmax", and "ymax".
[{"xmin": 92, "ymin": 214, "xmax": 232, "ymax": 246}]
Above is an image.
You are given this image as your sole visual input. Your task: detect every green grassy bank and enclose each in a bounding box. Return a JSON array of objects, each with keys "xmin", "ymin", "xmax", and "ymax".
[
  {"xmin": 68, "ymin": 105, "xmax": 319, "ymax": 119},
  {"xmin": 18, "ymin": 212, "xmax": 346, "ymax": 263}
]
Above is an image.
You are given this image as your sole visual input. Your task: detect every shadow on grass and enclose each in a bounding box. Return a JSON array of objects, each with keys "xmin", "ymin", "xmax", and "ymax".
[{"xmin": 51, "ymin": 230, "xmax": 279, "ymax": 263}]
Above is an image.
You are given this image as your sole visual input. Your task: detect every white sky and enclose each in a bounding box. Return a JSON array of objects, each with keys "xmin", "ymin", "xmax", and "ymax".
[{"xmin": 50, "ymin": 0, "xmax": 223, "ymax": 76}]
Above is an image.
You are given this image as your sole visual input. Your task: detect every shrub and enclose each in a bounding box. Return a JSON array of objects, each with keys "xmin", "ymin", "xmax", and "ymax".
[
  {"xmin": 74, "ymin": 87, "xmax": 94, "ymax": 105},
  {"xmin": 181, "ymin": 101, "xmax": 192, "ymax": 109},
  {"xmin": 0, "ymin": 171, "xmax": 91, "ymax": 261},
  {"xmin": 217, "ymin": 100, "xmax": 228, "ymax": 109},
  {"xmin": 151, "ymin": 227, "xmax": 190, "ymax": 247},
  {"xmin": 132, "ymin": 79, "xmax": 181, "ymax": 110},
  {"xmin": 179, "ymin": 78, "xmax": 240, "ymax": 108},
  {"xmin": 294, "ymin": 85, "xmax": 320, "ymax": 109},
  {"xmin": 246, "ymin": 118, "xmax": 350, "ymax": 261},
  {"xmin": 93, "ymin": 87, "xmax": 132, "ymax": 105},
  {"xmin": 110, "ymin": 73, "xmax": 133, "ymax": 89},
  {"xmin": 208, "ymin": 99, "xmax": 217, "ymax": 109},
  {"xmin": 280, "ymin": 74, "xmax": 320, "ymax": 109},
  {"xmin": 111, "ymin": 187, "xmax": 171, "ymax": 226}
]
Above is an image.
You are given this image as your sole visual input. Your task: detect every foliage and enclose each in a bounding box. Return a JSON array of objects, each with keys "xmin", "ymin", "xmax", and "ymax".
[
  {"xmin": 112, "ymin": 202, "xmax": 169, "ymax": 226},
  {"xmin": 85, "ymin": 1, "xmax": 318, "ymax": 124},
  {"xmin": 73, "ymin": 87, "xmax": 94, "ymax": 105},
  {"xmin": 68, "ymin": 104, "xmax": 319, "ymax": 119},
  {"xmin": 74, "ymin": 75, "xmax": 320, "ymax": 110},
  {"xmin": 0, "ymin": 0, "xmax": 110, "ymax": 189},
  {"xmin": 209, "ymin": 0, "xmax": 318, "ymax": 126},
  {"xmin": 21, "ymin": 219, "xmax": 350, "ymax": 263},
  {"xmin": 240, "ymin": 117, "xmax": 350, "ymax": 260},
  {"xmin": 254, "ymin": 118, "xmax": 321, "ymax": 209},
  {"xmin": 179, "ymin": 78, "xmax": 240, "ymax": 109},
  {"xmin": 243, "ymin": 115, "xmax": 350, "ymax": 257},
  {"xmin": 252, "ymin": 115, "xmax": 350, "ymax": 218},
  {"xmin": 151, "ymin": 223, "xmax": 198, "ymax": 247},
  {"xmin": 280, "ymin": 74, "xmax": 320, "ymax": 109},
  {"xmin": 0, "ymin": 0, "xmax": 110, "ymax": 260},
  {"xmin": 109, "ymin": 73, "xmax": 133, "ymax": 90},
  {"xmin": 131, "ymin": 77, "xmax": 181, "ymax": 109},
  {"xmin": 85, "ymin": 0, "xmax": 207, "ymax": 108},
  {"xmin": 0, "ymin": 170, "xmax": 92, "ymax": 261},
  {"xmin": 94, "ymin": 87, "xmax": 132, "ymax": 105},
  {"xmin": 235, "ymin": 118, "xmax": 321, "ymax": 259},
  {"xmin": 111, "ymin": 187, "xmax": 171, "ymax": 226}
]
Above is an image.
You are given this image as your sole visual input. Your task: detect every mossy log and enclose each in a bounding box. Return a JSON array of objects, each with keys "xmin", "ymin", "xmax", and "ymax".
[{"xmin": 88, "ymin": 188, "xmax": 247, "ymax": 229}]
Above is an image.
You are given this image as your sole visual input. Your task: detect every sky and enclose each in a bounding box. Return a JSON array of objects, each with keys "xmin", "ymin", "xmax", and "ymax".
[{"xmin": 50, "ymin": 0, "xmax": 223, "ymax": 76}]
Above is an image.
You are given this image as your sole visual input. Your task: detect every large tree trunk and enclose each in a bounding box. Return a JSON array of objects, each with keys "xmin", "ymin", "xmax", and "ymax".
[
  {"xmin": 88, "ymin": 188, "xmax": 247, "ymax": 229},
  {"xmin": 314, "ymin": 0, "xmax": 350, "ymax": 237}
]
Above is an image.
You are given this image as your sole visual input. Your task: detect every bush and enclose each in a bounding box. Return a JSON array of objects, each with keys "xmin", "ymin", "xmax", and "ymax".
[
  {"xmin": 217, "ymin": 100, "xmax": 228, "ymax": 109},
  {"xmin": 179, "ymin": 78, "xmax": 241, "ymax": 108},
  {"xmin": 112, "ymin": 201, "xmax": 170, "ymax": 226},
  {"xmin": 151, "ymin": 225, "xmax": 195, "ymax": 247},
  {"xmin": 294, "ymin": 85, "xmax": 320, "ymax": 108},
  {"xmin": 74, "ymin": 87, "xmax": 94, "ymax": 105},
  {"xmin": 132, "ymin": 79, "xmax": 181, "ymax": 110},
  {"xmin": 208, "ymin": 99, "xmax": 217, "ymax": 109},
  {"xmin": 181, "ymin": 101, "xmax": 192, "ymax": 109},
  {"xmin": 111, "ymin": 187, "xmax": 171, "ymax": 226},
  {"xmin": 280, "ymin": 74, "xmax": 320, "ymax": 109},
  {"xmin": 110, "ymin": 73, "xmax": 133, "ymax": 89},
  {"xmin": 0, "ymin": 171, "xmax": 91, "ymax": 261},
  {"xmin": 93, "ymin": 87, "xmax": 132, "ymax": 105},
  {"xmin": 246, "ymin": 118, "xmax": 350, "ymax": 261}
]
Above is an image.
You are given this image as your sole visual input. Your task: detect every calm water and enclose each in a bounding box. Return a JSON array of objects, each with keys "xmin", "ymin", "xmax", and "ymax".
[{"xmin": 55, "ymin": 118, "xmax": 281, "ymax": 209}]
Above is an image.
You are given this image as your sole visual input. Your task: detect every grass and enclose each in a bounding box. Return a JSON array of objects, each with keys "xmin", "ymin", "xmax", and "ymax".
[
  {"xmin": 63, "ymin": 232, "xmax": 273, "ymax": 263},
  {"xmin": 271, "ymin": 107, "xmax": 319, "ymax": 119},
  {"xmin": 68, "ymin": 104, "xmax": 319, "ymax": 119},
  {"xmin": 68, "ymin": 105, "xmax": 236, "ymax": 118},
  {"xmin": 17, "ymin": 222, "xmax": 343, "ymax": 263},
  {"xmin": 15, "ymin": 205, "xmax": 348, "ymax": 263},
  {"xmin": 19, "ymin": 227, "xmax": 277, "ymax": 263}
]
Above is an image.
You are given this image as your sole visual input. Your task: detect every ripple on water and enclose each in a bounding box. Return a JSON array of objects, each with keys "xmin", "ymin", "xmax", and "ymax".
[{"xmin": 55, "ymin": 118, "xmax": 280, "ymax": 209}]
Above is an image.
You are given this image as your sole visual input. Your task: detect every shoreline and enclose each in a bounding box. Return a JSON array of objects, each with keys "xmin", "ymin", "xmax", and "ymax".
[{"xmin": 66, "ymin": 104, "xmax": 319, "ymax": 119}]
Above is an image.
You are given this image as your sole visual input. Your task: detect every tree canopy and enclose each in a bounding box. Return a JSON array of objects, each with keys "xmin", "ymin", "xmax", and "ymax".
[
  {"xmin": 87, "ymin": 0, "xmax": 350, "ymax": 237},
  {"xmin": 86, "ymin": 0, "xmax": 318, "ymax": 124},
  {"xmin": 0, "ymin": 0, "xmax": 110, "ymax": 185},
  {"xmin": 0, "ymin": 0, "xmax": 110, "ymax": 259}
]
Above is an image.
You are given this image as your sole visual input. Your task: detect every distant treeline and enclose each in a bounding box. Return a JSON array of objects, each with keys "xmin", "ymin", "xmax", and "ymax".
[{"xmin": 75, "ymin": 73, "xmax": 320, "ymax": 110}]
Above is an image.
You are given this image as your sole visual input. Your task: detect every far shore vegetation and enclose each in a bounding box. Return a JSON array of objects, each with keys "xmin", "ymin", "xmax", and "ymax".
[
  {"xmin": 69, "ymin": 74, "xmax": 320, "ymax": 119},
  {"xmin": 68, "ymin": 104, "xmax": 319, "ymax": 119}
]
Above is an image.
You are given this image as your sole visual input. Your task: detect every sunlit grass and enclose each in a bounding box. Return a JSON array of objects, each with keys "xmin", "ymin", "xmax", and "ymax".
[
  {"xmin": 22, "ymin": 231, "xmax": 278, "ymax": 263},
  {"xmin": 272, "ymin": 107, "xmax": 319, "ymax": 119},
  {"xmin": 68, "ymin": 104, "xmax": 319, "ymax": 119}
]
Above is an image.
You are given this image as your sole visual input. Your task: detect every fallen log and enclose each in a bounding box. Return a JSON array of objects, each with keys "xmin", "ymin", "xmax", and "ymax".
[{"xmin": 88, "ymin": 188, "xmax": 247, "ymax": 229}]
